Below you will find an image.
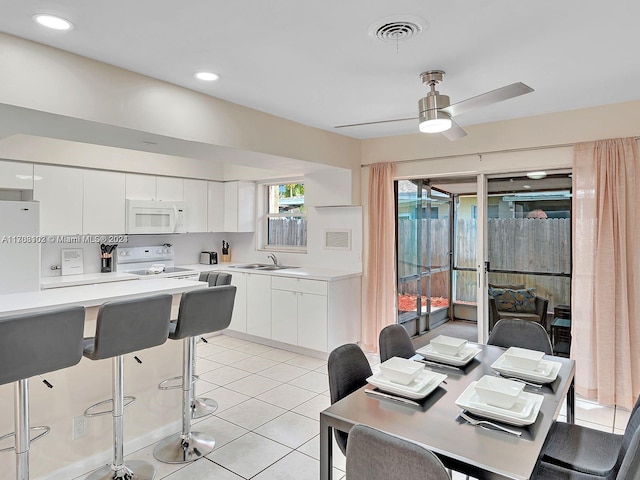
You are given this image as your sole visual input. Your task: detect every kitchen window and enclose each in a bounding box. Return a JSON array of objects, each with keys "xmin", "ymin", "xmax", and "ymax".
[{"xmin": 264, "ymin": 182, "xmax": 307, "ymax": 250}]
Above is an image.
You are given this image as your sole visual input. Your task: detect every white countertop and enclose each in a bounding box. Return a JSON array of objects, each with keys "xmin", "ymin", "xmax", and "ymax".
[
  {"xmin": 40, "ymin": 272, "xmax": 140, "ymax": 290},
  {"xmin": 179, "ymin": 263, "xmax": 362, "ymax": 281},
  {"xmin": 0, "ymin": 278, "xmax": 206, "ymax": 318}
]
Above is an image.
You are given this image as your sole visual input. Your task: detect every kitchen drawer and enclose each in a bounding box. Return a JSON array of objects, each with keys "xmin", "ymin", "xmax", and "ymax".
[{"xmin": 271, "ymin": 276, "xmax": 327, "ymax": 295}]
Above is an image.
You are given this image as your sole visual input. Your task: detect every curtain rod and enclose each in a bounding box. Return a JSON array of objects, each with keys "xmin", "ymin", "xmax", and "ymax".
[{"xmin": 360, "ymin": 136, "xmax": 640, "ymax": 168}]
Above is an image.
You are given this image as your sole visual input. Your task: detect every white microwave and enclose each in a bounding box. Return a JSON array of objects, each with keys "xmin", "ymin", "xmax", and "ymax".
[{"xmin": 126, "ymin": 200, "xmax": 185, "ymax": 234}]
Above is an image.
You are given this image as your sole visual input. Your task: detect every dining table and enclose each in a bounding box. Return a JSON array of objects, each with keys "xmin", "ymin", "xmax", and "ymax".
[{"xmin": 320, "ymin": 343, "xmax": 575, "ymax": 480}]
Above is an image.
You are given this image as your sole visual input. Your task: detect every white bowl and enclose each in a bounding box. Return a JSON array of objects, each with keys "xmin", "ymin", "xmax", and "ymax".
[
  {"xmin": 430, "ymin": 335, "xmax": 468, "ymax": 356},
  {"xmin": 379, "ymin": 357, "xmax": 423, "ymax": 385},
  {"xmin": 504, "ymin": 347, "xmax": 545, "ymax": 371},
  {"xmin": 474, "ymin": 375, "xmax": 524, "ymax": 409}
]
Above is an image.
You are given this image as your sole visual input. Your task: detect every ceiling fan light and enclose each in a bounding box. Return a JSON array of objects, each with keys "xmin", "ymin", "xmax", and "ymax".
[
  {"xmin": 418, "ymin": 108, "xmax": 452, "ymax": 133},
  {"xmin": 419, "ymin": 117, "xmax": 452, "ymax": 133},
  {"xmin": 527, "ymin": 171, "xmax": 547, "ymax": 180}
]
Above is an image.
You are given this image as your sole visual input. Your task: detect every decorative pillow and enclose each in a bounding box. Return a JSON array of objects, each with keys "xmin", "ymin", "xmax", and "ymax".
[{"xmin": 489, "ymin": 288, "xmax": 537, "ymax": 313}]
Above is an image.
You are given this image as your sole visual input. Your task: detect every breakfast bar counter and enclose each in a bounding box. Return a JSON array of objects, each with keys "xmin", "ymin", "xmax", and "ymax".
[{"xmin": 0, "ymin": 279, "xmax": 207, "ymax": 480}]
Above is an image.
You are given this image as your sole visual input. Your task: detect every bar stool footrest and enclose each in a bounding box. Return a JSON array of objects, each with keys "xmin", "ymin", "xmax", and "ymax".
[
  {"xmin": 158, "ymin": 375, "xmax": 199, "ymax": 391},
  {"xmin": 84, "ymin": 396, "xmax": 136, "ymax": 417},
  {"xmin": 191, "ymin": 397, "xmax": 218, "ymax": 419},
  {"xmin": 153, "ymin": 431, "xmax": 216, "ymax": 464},
  {"xmin": 85, "ymin": 459, "xmax": 155, "ymax": 480},
  {"xmin": 0, "ymin": 426, "xmax": 50, "ymax": 452}
]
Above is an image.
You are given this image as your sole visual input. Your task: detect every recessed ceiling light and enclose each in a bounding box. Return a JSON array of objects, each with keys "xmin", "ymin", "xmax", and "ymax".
[
  {"xmin": 523, "ymin": 184, "xmax": 531, "ymax": 189},
  {"xmin": 194, "ymin": 72, "xmax": 220, "ymax": 82},
  {"xmin": 33, "ymin": 14, "xmax": 73, "ymax": 30},
  {"xmin": 526, "ymin": 171, "xmax": 547, "ymax": 180}
]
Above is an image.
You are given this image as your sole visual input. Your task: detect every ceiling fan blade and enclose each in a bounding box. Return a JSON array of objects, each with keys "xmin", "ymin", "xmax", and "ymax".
[
  {"xmin": 334, "ymin": 116, "xmax": 418, "ymax": 128},
  {"xmin": 441, "ymin": 82, "xmax": 534, "ymax": 118},
  {"xmin": 441, "ymin": 120, "xmax": 467, "ymax": 141}
]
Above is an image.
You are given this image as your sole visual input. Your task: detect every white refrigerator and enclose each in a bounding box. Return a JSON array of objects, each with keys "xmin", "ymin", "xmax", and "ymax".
[{"xmin": 0, "ymin": 201, "xmax": 40, "ymax": 293}]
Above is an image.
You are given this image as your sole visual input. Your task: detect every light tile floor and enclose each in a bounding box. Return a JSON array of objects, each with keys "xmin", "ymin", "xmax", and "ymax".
[{"xmin": 73, "ymin": 334, "xmax": 631, "ymax": 480}]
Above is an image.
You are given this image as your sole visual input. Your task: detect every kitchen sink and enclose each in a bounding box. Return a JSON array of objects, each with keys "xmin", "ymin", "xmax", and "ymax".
[
  {"xmin": 229, "ymin": 264, "xmax": 299, "ymax": 271},
  {"xmin": 230, "ymin": 263, "xmax": 271, "ymax": 269},
  {"xmin": 256, "ymin": 265, "xmax": 299, "ymax": 271}
]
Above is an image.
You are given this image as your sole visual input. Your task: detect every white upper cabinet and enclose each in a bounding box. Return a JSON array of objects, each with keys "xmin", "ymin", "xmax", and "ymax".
[
  {"xmin": 223, "ymin": 181, "xmax": 255, "ymax": 232},
  {"xmin": 0, "ymin": 160, "xmax": 34, "ymax": 190},
  {"xmin": 125, "ymin": 174, "xmax": 184, "ymax": 202},
  {"xmin": 33, "ymin": 164, "xmax": 83, "ymax": 235},
  {"xmin": 125, "ymin": 174, "xmax": 156, "ymax": 200},
  {"xmin": 183, "ymin": 179, "xmax": 207, "ymax": 232},
  {"xmin": 83, "ymin": 170, "xmax": 126, "ymax": 234},
  {"xmin": 207, "ymin": 181, "xmax": 224, "ymax": 232},
  {"xmin": 156, "ymin": 177, "xmax": 184, "ymax": 201}
]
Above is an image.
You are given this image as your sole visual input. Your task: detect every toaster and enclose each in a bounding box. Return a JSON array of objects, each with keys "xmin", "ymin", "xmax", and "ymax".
[{"xmin": 199, "ymin": 251, "xmax": 218, "ymax": 265}]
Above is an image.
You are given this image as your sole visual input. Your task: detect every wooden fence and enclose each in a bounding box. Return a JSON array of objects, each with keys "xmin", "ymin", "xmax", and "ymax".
[
  {"xmin": 268, "ymin": 218, "xmax": 307, "ymax": 246},
  {"xmin": 398, "ymin": 218, "xmax": 571, "ymax": 308}
]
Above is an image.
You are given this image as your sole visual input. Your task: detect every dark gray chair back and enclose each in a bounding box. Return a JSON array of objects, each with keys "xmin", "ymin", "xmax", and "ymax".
[
  {"xmin": 171, "ymin": 285, "xmax": 236, "ymax": 339},
  {"xmin": 327, "ymin": 344, "xmax": 373, "ymax": 455},
  {"xmin": 84, "ymin": 294, "xmax": 172, "ymax": 360},
  {"xmin": 198, "ymin": 272, "xmax": 232, "ymax": 286},
  {"xmin": 0, "ymin": 306, "xmax": 86, "ymax": 385},
  {"xmin": 379, "ymin": 324, "xmax": 416, "ymax": 362},
  {"xmin": 346, "ymin": 424, "xmax": 450, "ymax": 480},
  {"xmin": 616, "ymin": 404, "xmax": 640, "ymax": 478},
  {"xmin": 487, "ymin": 318, "xmax": 553, "ymax": 354},
  {"xmin": 618, "ymin": 423, "xmax": 640, "ymax": 479}
]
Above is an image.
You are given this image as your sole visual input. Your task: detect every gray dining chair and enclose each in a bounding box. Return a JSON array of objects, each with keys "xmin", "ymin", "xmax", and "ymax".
[
  {"xmin": 379, "ymin": 324, "xmax": 416, "ymax": 362},
  {"xmin": 540, "ymin": 395, "xmax": 640, "ymax": 478},
  {"xmin": 346, "ymin": 424, "xmax": 450, "ymax": 480},
  {"xmin": 487, "ymin": 318, "xmax": 553, "ymax": 354},
  {"xmin": 327, "ymin": 344, "xmax": 373, "ymax": 455},
  {"xmin": 533, "ymin": 412, "xmax": 640, "ymax": 479}
]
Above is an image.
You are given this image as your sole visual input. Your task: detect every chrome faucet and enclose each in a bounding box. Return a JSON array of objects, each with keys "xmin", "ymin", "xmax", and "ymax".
[{"xmin": 267, "ymin": 253, "xmax": 279, "ymax": 266}]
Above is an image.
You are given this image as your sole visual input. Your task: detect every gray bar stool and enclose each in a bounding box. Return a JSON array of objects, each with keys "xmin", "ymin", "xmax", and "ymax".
[
  {"xmin": 0, "ymin": 306, "xmax": 85, "ymax": 480},
  {"xmin": 153, "ymin": 285, "xmax": 236, "ymax": 464},
  {"xmin": 83, "ymin": 294, "xmax": 172, "ymax": 480},
  {"xmin": 158, "ymin": 272, "xmax": 232, "ymax": 419}
]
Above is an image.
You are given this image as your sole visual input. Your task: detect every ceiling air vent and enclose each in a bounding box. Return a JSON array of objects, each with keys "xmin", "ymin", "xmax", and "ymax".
[
  {"xmin": 324, "ymin": 229, "xmax": 352, "ymax": 251},
  {"xmin": 369, "ymin": 15, "xmax": 426, "ymax": 43}
]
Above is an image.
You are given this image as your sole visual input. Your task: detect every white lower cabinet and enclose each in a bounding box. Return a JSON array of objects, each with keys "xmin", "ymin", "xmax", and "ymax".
[
  {"xmin": 297, "ymin": 292, "xmax": 329, "ymax": 351},
  {"xmin": 271, "ymin": 277, "xmax": 329, "ymax": 352},
  {"xmin": 227, "ymin": 271, "xmax": 247, "ymax": 332},
  {"xmin": 271, "ymin": 289, "xmax": 298, "ymax": 345},
  {"xmin": 225, "ymin": 271, "xmax": 361, "ymax": 353},
  {"xmin": 246, "ymin": 274, "xmax": 271, "ymax": 338}
]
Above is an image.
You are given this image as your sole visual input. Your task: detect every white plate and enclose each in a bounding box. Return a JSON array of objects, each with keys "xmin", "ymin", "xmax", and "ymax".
[
  {"xmin": 367, "ymin": 370, "xmax": 447, "ymax": 400},
  {"xmin": 456, "ymin": 381, "xmax": 544, "ymax": 426},
  {"xmin": 416, "ymin": 344, "xmax": 482, "ymax": 367},
  {"xmin": 492, "ymin": 355, "xmax": 562, "ymax": 384}
]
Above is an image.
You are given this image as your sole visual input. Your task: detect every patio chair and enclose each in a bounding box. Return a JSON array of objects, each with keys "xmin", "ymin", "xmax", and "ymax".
[
  {"xmin": 346, "ymin": 424, "xmax": 450, "ymax": 480},
  {"xmin": 540, "ymin": 395, "xmax": 640, "ymax": 477},
  {"xmin": 487, "ymin": 318, "xmax": 552, "ymax": 354},
  {"xmin": 379, "ymin": 324, "xmax": 416, "ymax": 362},
  {"xmin": 488, "ymin": 285, "xmax": 549, "ymax": 331},
  {"xmin": 327, "ymin": 344, "xmax": 372, "ymax": 455}
]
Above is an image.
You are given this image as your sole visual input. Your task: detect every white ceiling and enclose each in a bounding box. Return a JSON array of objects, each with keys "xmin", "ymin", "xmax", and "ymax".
[{"xmin": 0, "ymin": 0, "xmax": 639, "ymax": 140}]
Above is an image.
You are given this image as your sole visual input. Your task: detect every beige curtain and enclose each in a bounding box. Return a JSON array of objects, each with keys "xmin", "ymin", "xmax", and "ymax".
[
  {"xmin": 362, "ymin": 162, "xmax": 397, "ymax": 352},
  {"xmin": 572, "ymin": 137, "xmax": 640, "ymax": 409}
]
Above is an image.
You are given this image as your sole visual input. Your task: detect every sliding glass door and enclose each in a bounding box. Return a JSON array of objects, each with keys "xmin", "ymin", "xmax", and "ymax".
[{"xmin": 397, "ymin": 180, "xmax": 452, "ymax": 335}]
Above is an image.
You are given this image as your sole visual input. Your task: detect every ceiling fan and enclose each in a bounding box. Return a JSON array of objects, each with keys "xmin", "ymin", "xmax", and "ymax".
[{"xmin": 334, "ymin": 70, "xmax": 534, "ymax": 141}]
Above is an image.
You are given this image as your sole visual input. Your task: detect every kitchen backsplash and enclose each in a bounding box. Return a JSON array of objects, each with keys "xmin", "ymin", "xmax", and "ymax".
[{"xmin": 40, "ymin": 206, "xmax": 363, "ymax": 277}]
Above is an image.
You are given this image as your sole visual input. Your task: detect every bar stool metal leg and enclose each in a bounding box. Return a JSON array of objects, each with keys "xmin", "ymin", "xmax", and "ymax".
[
  {"xmin": 153, "ymin": 337, "xmax": 216, "ymax": 463},
  {"xmin": 190, "ymin": 342, "xmax": 218, "ymax": 419},
  {"xmin": 16, "ymin": 379, "xmax": 29, "ymax": 480},
  {"xmin": 86, "ymin": 356, "xmax": 155, "ymax": 480}
]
